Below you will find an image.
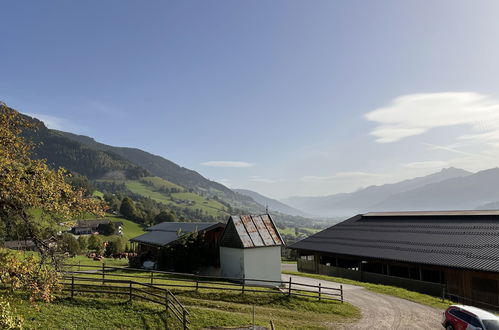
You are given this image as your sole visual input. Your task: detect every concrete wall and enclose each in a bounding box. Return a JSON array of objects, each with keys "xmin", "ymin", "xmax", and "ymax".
[{"xmin": 220, "ymin": 246, "xmax": 282, "ymax": 286}]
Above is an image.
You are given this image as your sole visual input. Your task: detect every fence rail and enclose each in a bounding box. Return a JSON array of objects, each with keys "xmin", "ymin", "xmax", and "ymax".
[
  {"xmin": 61, "ymin": 263, "xmax": 344, "ymax": 303},
  {"xmin": 61, "ymin": 275, "xmax": 190, "ymax": 330}
]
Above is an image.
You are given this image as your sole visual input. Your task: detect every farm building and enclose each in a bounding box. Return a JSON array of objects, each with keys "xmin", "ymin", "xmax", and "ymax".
[
  {"xmin": 290, "ymin": 211, "xmax": 499, "ymax": 309},
  {"xmin": 130, "ymin": 222, "xmax": 225, "ymax": 267},
  {"xmin": 71, "ymin": 219, "xmax": 123, "ymax": 235},
  {"xmin": 220, "ymin": 214, "xmax": 284, "ymax": 285}
]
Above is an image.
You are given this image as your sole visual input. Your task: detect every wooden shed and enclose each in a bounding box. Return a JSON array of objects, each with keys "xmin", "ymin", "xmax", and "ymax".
[{"xmin": 219, "ymin": 214, "xmax": 284, "ymax": 285}]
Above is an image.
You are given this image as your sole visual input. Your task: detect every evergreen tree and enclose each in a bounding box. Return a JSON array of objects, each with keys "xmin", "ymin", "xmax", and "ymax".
[{"xmin": 119, "ymin": 197, "xmax": 137, "ymax": 220}]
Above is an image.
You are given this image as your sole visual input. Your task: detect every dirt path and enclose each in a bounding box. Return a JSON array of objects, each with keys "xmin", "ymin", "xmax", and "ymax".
[{"xmin": 281, "ymin": 265, "xmax": 443, "ymax": 329}]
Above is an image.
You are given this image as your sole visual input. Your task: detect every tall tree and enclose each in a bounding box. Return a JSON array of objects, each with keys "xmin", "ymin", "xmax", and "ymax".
[
  {"xmin": 0, "ymin": 105, "xmax": 104, "ymax": 262},
  {"xmin": 119, "ymin": 197, "xmax": 137, "ymax": 220}
]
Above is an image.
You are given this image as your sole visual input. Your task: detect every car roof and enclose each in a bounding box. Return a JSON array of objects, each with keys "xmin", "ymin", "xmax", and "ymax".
[{"xmin": 450, "ymin": 305, "xmax": 498, "ymax": 319}]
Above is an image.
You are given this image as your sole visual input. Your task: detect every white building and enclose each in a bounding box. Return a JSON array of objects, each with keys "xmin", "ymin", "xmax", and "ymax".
[{"xmin": 219, "ymin": 214, "xmax": 284, "ymax": 286}]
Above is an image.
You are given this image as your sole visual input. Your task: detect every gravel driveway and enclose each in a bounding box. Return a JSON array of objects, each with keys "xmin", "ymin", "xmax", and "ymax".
[{"xmin": 281, "ymin": 264, "xmax": 443, "ymax": 329}]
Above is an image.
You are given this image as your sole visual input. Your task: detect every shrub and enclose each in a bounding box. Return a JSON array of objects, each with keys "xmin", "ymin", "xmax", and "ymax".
[{"xmin": 0, "ymin": 298, "xmax": 23, "ymax": 330}]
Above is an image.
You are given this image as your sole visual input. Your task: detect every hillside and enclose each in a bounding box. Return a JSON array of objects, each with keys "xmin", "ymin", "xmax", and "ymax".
[
  {"xmin": 234, "ymin": 188, "xmax": 310, "ymax": 217},
  {"xmin": 284, "ymin": 167, "xmax": 472, "ymax": 216}
]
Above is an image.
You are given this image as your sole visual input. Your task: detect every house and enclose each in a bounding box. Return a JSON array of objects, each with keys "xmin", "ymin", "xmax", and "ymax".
[
  {"xmin": 130, "ymin": 222, "xmax": 225, "ymax": 260},
  {"xmin": 219, "ymin": 214, "xmax": 284, "ymax": 285},
  {"xmin": 71, "ymin": 219, "xmax": 123, "ymax": 235},
  {"xmin": 4, "ymin": 237, "xmax": 57, "ymax": 252},
  {"xmin": 290, "ymin": 211, "xmax": 499, "ymax": 309}
]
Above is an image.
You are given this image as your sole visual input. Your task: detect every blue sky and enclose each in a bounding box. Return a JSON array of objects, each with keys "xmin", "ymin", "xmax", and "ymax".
[{"xmin": 2, "ymin": 1, "xmax": 499, "ymax": 198}]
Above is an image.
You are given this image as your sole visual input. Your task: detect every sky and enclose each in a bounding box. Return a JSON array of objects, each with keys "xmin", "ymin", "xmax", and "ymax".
[{"xmin": 2, "ymin": 1, "xmax": 499, "ymax": 199}]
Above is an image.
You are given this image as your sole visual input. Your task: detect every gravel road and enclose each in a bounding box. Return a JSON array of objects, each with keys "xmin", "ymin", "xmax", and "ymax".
[{"xmin": 281, "ymin": 264, "xmax": 443, "ymax": 329}]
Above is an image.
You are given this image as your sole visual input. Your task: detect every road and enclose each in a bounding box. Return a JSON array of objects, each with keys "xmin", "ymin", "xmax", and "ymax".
[{"xmin": 281, "ymin": 264, "xmax": 443, "ymax": 329}]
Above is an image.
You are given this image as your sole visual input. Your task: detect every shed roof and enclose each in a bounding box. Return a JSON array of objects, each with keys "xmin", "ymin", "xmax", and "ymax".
[
  {"xmin": 220, "ymin": 214, "xmax": 284, "ymax": 249},
  {"xmin": 131, "ymin": 222, "xmax": 223, "ymax": 247},
  {"xmin": 290, "ymin": 211, "xmax": 499, "ymax": 273}
]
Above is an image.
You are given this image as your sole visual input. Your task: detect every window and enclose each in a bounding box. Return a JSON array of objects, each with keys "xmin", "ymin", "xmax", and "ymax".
[
  {"xmin": 472, "ymin": 277, "xmax": 498, "ymax": 293},
  {"xmin": 483, "ymin": 319, "xmax": 499, "ymax": 330}
]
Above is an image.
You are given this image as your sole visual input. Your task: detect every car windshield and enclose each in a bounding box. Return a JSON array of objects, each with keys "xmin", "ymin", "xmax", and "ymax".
[{"xmin": 483, "ymin": 319, "xmax": 499, "ymax": 330}]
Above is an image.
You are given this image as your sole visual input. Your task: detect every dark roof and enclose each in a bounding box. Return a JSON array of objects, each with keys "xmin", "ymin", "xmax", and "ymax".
[
  {"xmin": 145, "ymin": 222, "xmax": 221, "ymax": 233},
  {"xmin": 131, "ymin": 222, "xmax": 224, "ymax": 247},
  {"xmin": 4, "ymin": 240, "xmax": 36, "ymax": 249},
  {"xmin": 220, "ymin": 214, "xmax": 284, "ymax": 249},
  {"xmin": 74, "ymin": 219, "xmax": 111, "ymax": 228},
  {"xmin": 290, "ymin": 211, "xmax": 499, "ymax": 273}
]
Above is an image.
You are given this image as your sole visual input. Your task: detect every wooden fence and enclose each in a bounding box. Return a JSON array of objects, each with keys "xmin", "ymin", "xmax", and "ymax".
[
  {"xmin": 62, "ymin": 275, "xmax": 190, "ymax": 329},
  {"xmin": 61, "ymin": 263, "xmax": 344, "ymax": 303}
]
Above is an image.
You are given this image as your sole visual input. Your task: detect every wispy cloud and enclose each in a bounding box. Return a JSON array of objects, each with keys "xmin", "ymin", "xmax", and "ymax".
[
  {"xmin": 301, "ymin": 171, "xmax": 383, "ymax": 182},
  {"xmin": 25, "ymin": 112, "xmax": 82, "ymax": 132},
  {"xmin": 201, "ymin": 161, "xmax": 254, "ymax": 168},
  {"xmin": 365, "ymin": 92, "xmax": 499, "ymax": 143},
  {"xmin": 404, "ymin": 160, "xmax": 448, "ymax": 169}
]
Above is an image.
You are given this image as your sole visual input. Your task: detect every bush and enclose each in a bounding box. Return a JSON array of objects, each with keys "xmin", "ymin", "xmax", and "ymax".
[
  {"xmin": 0, "ymin": 249, "xmax": 62, "ymax": 303},
  {"xmin": 0, "ymin": 298, "xmax": 23, "ymax": 330}
]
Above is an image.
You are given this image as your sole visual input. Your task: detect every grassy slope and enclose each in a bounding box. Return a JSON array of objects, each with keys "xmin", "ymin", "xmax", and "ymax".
[
  {"xmin": 9, "ymin": 287, "xmax": 359, "ymax": 329},
  {"xmin": 124, "ymin": 177, "xmax": 228, "ymax": 217},
  {"xmin": 106, "ymin": 215, "xmax": 145, "ymax": 241},
  {"xmin": 283, "ymin": 270, "xmax": 453, "ymax": 310}
]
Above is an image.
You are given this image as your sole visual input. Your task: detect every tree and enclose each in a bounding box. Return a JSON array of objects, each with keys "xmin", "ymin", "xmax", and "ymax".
[
  {"xmin": 87, "ymin": 234, "xmax": 103, "ymax": 254},
  {"xmin": 0, "ymin": 105, "xmax": 104, "ymax": 263},
  {"xmin": 119, "ymin": 197, "xmax": 137, "ymax": 220},
  {"xmin": 105, "ymin": 237, "xmax": 125, "ymax": 256},
  {"xmin": 77, "ymin": 235, "xmax": 87, "ymax": 252},
  {"xmin": 59, "ymin": 233, "xmax": 80, "ymax": 256},
  {"xmin": 154, "ymin": 210, "xmax": 176, "ymax": 223}
]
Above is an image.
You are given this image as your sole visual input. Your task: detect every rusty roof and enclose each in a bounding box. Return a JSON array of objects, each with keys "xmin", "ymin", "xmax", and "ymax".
[{"xmin": 221, "ymin": 214, "xmax": 284, "ymax": 248}]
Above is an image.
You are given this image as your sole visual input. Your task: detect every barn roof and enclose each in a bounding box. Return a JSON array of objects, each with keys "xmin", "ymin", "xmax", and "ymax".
[
  {"xmin": 220, "ymin": 214, "xmax": 284, "ymax": 249},
  {"xmin": 290, "ymin": 211, "xmax": 499, "ymax": 273},
  {"xmin": 74, "ymin": 219, "xmax": 110, "ymax": 228},
  {"xmin": 131, "ymin": 222, "xmax": 223, "ymax": 247}
]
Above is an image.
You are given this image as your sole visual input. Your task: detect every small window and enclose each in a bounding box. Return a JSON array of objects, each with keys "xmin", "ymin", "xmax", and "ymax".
[{"xmin": 469, "ymin": 316, "xmax": 481, "ymax": 328}]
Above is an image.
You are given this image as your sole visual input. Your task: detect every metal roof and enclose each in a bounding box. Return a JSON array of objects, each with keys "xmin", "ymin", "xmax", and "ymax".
[
  {"xmin": 131, "ymin": 222, "xmax": 224, "ymax": 247},
  {"xmin": 220, "ymin": 214, "xmax": 284, "ymax": 249},
  {"xmin": 290, "ymin": 212, "xmax": 499, "ymax": 273}
]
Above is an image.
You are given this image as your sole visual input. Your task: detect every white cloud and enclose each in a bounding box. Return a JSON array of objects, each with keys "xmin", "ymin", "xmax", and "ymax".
[
  {"xmin": 365, "ymin": 92, "xmax": 499, "ymax": 143},
  {"xmin": 301, "ymin": 171, "xmax": 383, "ymax": 182},
  {"xmin": 404, "ymin": 160, "xmax": 448, "ymax": 169},
  {"xmin": 25, "ymin": 112, "xmax": 79, "ymax": 131},
  {"xmin": 201, "ymin": 161, "xmax": 254, "ymax": 168}
]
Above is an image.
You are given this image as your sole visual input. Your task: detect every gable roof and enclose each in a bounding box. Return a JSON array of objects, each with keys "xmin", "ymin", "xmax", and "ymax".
[
  {"xmin": 290, "ymin": 211, "xmax": 499, "ymax": 273},
  {"xmin": 74, "ymin": 219, "xmax": 111, "ymax": 228},
  {"xmin": 131, "ymin": 222, "xmax": 224, "ymax": 247},
  {"xmin": 220, "ymin": 214, "xmax": 284, "ymax": 249}
]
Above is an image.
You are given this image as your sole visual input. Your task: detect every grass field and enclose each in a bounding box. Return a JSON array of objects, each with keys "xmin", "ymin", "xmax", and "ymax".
[
  {"xmin": 283, "ymin": 270, "xmax": 453, "ymax": 310},
  {"xmin": 124, "ymin": 178, "xmax": 229, "ymax": 218},
  {"xmin": 279, "ymin": 227, "xmax": 321, "ymax": 236},
  {"xmin": 106, "ymin": 215, "xmax": 145, "ymax": 241}
]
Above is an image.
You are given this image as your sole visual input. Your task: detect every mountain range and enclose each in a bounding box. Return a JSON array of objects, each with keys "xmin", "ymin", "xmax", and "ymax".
[{"xmin": 284, "ymin": 167, "xmax": 499, "ymax": 217}]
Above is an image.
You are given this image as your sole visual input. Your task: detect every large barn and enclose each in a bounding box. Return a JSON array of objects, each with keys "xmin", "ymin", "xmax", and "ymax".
[
  {"xmin": 290, "ymin": 211, "xmax": 499, "ymax": 309},
  {"xmin": 219, "ymin": 214, "xmax": 284, "ymax": 285}
]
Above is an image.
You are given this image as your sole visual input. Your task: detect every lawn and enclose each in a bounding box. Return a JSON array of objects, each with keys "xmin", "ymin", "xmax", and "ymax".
[
  {"xmin": 106, "ymin": 215, "xmax": 145, "ymax": 241},
  {"xmin": 283, "ymin": 270, "xmax": 453, "ymax": 310}
]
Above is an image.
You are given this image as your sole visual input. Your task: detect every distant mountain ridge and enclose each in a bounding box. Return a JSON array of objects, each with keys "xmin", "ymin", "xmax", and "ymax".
[
  {"xmin": 284, "ymin": 167, "xmax": 473, "ymax": 216},
  {"xmin": 233, "ymin": 189, "xmax": 310, "ymax": 217}
]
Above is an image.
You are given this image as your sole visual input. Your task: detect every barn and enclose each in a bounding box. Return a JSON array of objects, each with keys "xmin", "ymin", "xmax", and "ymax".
[
  {"xmin": 219, "ymin": 214, "xmax": 284, "ymax": 285},
  {"xmin": 290, "ymin": 211, "xmax": 499, "ymax": 309}
]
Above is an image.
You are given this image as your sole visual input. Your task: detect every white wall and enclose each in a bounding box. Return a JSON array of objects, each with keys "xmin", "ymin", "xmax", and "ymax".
[
  {"xmin": 220, "ymin": 246, "xmax": 282, "ymax": 286},
  {"xmin": 243, "ymin": 246, "xmax": 282, "ymax": 285}
]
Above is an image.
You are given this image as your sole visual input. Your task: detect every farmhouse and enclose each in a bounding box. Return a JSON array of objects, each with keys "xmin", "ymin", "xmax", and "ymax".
[
  {"xmin": 71, "ymin": 219, "xmax": 123, "ymax": 235},
  {"xmin": 220, "ymin": 214, "xmax": 284, "ymax": 285},
  {"xmin": 130, "ymin": 222, "xmax": 225, "ymax": 258},
  {"xmin": 290, "ymin": 211, "xmax": 499, "ymax": 309}
]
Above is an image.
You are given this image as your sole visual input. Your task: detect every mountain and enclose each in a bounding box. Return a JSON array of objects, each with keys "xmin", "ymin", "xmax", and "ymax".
[
  {"xmin": 233, "ymin": 189, "xmax": 310, "ymax": 217},
  {"xmin": 284, "ymin": 167, "xmax": 472, "ymax": 216},
  {"xmin": 370, "ymin": 168, "xmax": 499, "ymax": 212}
]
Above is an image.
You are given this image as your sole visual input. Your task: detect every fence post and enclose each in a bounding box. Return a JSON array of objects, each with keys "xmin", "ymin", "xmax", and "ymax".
[
  {"xmin": 288, "ymin": 277, "xmax": 292, "ymax": 296},
  {"xmin": 102, "ymin": 263, "xmax": 105, "ymax": 285},
  {"xmin": 242, "ymin": 275, "xmax": 245, "ymax": 294},
  {"xmin": 340, "ymin": 285, "xmax": 343, "ymax": 303},
  {"xmin": 129, "ymin": 282, "xmax": 133, "ymax": 302},
  {"xmin": 150, "ymin": 271, "xmax": 153, "ymax": 285},
  {"xmin": 183, "ymin": 310, "xmax": 187, "ymax": 330},
  {"xmin": 318, "ymin": 283, "xmax": 321, "ymax": 301},
  {"xmin": 196, "ymin": 278, "xmax": 199, "ymax": 292},
  {"xmin": 71, "ymin": 276, "xmax": 75, "ymax": 299},
  {"xmin": 442, "ymin": 287, "xmax": 445, "ymax": 302},
  {"xmin": 165, "ymin": 291, "xmax": 169, "ymax": 329}
]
